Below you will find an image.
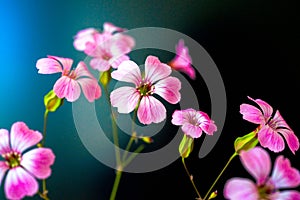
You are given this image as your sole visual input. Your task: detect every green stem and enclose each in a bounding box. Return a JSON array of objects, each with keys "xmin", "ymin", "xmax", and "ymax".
[
  {"xmin": 109, "ymin": 169, "xmax": 123, "ymax": 200},
  {"xmin": 122, "ymin": 144, "xmax": 145, "ymax": 168},
  {"xmin": 42, "ymin": 110, "xmax": 49, "ymax": 146},
  {"xmin": 203, "ymin": 152, "xmax": 238, "ymax": 200},
  {"xmin": 182, "ymin": 158, "xmax": 202, "ymax": 200}
]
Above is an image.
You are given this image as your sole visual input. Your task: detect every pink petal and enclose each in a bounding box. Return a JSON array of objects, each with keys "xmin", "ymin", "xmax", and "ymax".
[
  {"xmin": 0, "ymin": 161, "xmax": 9, "ymax": 186},
  {"xmin": 247, "ymin": 96, "xmax": 273, "ymax": 121},
  {"xmin": 223, "ymin": 178, "xmax": 259, "ymax": 200},
  {"xmin": 48, "ymin": 55, "xmax": 73, "ymax": 72},
  {"xmin": 269, "ymin": 191, "xmax": 300, "ymax": 200},
  {"xmin": 111, "ymin": 60, "xmax": 142, "ymax": 85},
  {"xmin": 197, "ymin": 111, "xmax": 217, "ymax": 135},
  {"xmin": 182, "ymin": 123, "xmax": 203, "ymax": 138},
  {"xmin": 109, "ymin": 36, "xmax": 132, "ymax": 56},
  {"xmin": 154, "ymin": 77, "xmax": 181, "ymax": 104},
  {"xmin": 270, "ymin": 155, "xmax": 300, "ymax": 189},
  {"xmin": 110, "ymin": 55, "xmax": 130, "ymax": 69},
  {"xmin": 258, "ymin": 125, "xmax": 285, "ymax": 153},
  {"xmin": 144, "ymin": 56, "xmax": 172, "ymax": 83},
  {"xmin": 240, "ymin": 104, "xmax": 264, "ymax": 124},
  {"xmin": 0, "ymin": 129, "xmax": 10, "ymax": 155},
  {"xmin": 75, "ymin": 61, "xmax": 96, "ymax": 79},
  {"xmin": 171, "ymin": 110, "xmax": 185, "ymax": 126},
  {"xmin": 240, "ymin": 147, "xmax": 271, "ymax": 185},
  {"xmin": 36, "ymin": 57, "xmax": 63, "ymax": 74},
  {"xmin": 90, "ymin": 58, "xmax": 111, "ymax": 71},
  {"xmin": 77, "ymin": 78, "xmax": 101, "ymax": 102},
  {"xmin": 103, "ymin": 22, "xmax": 125, "ymax": 34},
  {"xmin": 73, "ymin": 28, "xmax": 98, "ymax": 51},
  {"xmin": 10, "ymin": 122, "xmax": 42, "ymax": 153},
  {"xmin": 53, "ymin": 76, "xmax": 81, "ymax": 102},
  {"xmin": 5, "ymin": 167, "xmax": 38, "ymax": 200},
  {"xmin": 137, "ymin": 96, "xmax": 166, "ymax": 124},
  {"xmin": 21, "ymin": 148, "xmax": 55, "ymax": 179},
  {"xmin": 110, "ymin": 87, "xmax": 140, "ymax": 113}
]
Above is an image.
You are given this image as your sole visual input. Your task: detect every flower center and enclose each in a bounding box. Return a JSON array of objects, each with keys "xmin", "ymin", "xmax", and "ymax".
[
  {"xmin": 3, "ymin": 152, "xmax": 21, "ymax": 168},
  {"xmin": 137, "ymin": 82, "xmax": 154, "ymax": 96},
  {"xmin": 258, "ymin": 184, "xmax": 275, "ymax": 200}
]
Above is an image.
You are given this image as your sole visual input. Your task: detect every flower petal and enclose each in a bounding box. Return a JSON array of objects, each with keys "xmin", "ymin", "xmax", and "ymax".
[
  {"xmin": 223, "ymin": 178, "xmax": 258, "ymax": 200},
  {"xmin": 247, "ymin": 96, "xmax": 273, "ymax": 121},
  {"xmin": 270, "ymin": 155, "xmax": 300, "ymax": 189},
  {"xmin": 171, "ymin": 110, "xmax": 185, "ymax": 126},
  {"xmin": 268, "ymin": 190, "xmax": 300, "ymax": 200},
  {"xmin": 144, "ymin": 56, "xmax": 171, "ymax": 83},
  {"xmin": 109, "ymin": 55, "xmax": 130, "ymax": 69},
  {"xmin": 111, "ymin": 60, "xmax": 142, "ymax": 85},
  {"xmin": 137, "ymin": 96, "xmax": 166, "ymax": 124},
  {"xmin": 77, "ymin": 78, "xmax": 101, "ymax": 102},
  {"xmin": 154, "ymin": 76, "xmax": 181, "ymax": 104},
  {"xmin": 258, "ymin": 125, "xmax": 285, "ymax": 153},
  {"xmin": 36, "ymin": 57, "xmax": 63, "ymax": 74},
  {"xmin": 182, "ymin": 123, "xmax": 203, "ymax": 138},
  {"xmin": 48, "ymin": 55, "xmax": 73, "ymax": 72},
  {"xmin": 240, "ymin": 104, "xmax": 264, "ymax": 124},
  {"xmin": 0, "ymin": 161, "xmax": 9, "ymax": 187},
  {"xmin": 197, "ymin": 111, "xmax": 217, "ymax": 135},
  {"xmin": 75, "ymin": 61, "xmax": 96, "ymax": 79},
  {"xmin": 110, "ymin": 87, "xmax": 140, "ymax": 113},
  {"xmin": 53, "ymin": 76, "xmax": 81, "ymax": 102},
  {"xmin": 240, "ymin": 147, "xmax": 271, "ymax": 185},
  {"xmin": 0, "ymin": 129, "xmax": 11, "ymax": 155},
  {"xmin": 5, "ymin": 167, "xmax": 38, "ymax": 200},
  {"xmin": 73, "ymin": 28, "xmax": 98, "ymax": 51},
  {"xmin": 90, "ymin": 58, "xmax": 111, "ymax": 72},
  {"xmin": 103, "ymin": 22, "xmax": 125, "ymax": 34},
  {"xmin": 21, "ymin": 148, "xmax": 55, "ymax": 179},
  {"xmin": 10, "ymin": 122, "xmax": 42, "ymax": 153}
]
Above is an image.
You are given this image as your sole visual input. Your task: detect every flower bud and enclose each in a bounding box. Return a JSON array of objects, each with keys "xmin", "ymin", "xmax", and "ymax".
[
  {"xmin": 99, "ymin": 70, "xmax": 111, "ymax": 87},
  {"xmin": 179, "ymin": 134, "xmax": 194, "ymax": 158},
  {"xmin": 44, "ymin": 90, "xmax": 64, "ymax": 112},
  {"xmin": 234, "ymin": 129, "xmax": 259, "ymax": 154}
]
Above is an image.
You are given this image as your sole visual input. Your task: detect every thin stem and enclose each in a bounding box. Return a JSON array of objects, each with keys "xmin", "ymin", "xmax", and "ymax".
[
  {"xmin": 122, "ymin": 144, "xmax": 145, "ymax": 168},
  {"xmin": 42, "ymin": 110, "xmax": 49, "ymax": 146},
  {"xmin": 109, "ymin": 169, "xmax": 123, "ymax": 200},
  {"xmin": 203, "ymin": 152, "xmax": 237, "ymax": 200},
  {"xmin": 182, "ymin": 158, "xmax": 202, "ymax": 200}
]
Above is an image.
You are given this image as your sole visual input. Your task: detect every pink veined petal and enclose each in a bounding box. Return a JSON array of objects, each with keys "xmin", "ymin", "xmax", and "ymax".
[
  {"xmin": 73, "ymin": 28, "xmax": 98, "ymax": 51},
  {"xmin": 268, "ymin": 190, "xmax": 300, "ymax": 200},
  {"xmin": 103, "ymin": 22, "xmax": 125, "ymax": 34},
  {"xmin": 10, "ymin": 122, "xmax": 43, "ymax": 153},
  {"xmin": 240, "ymin": 147, "xmax": 271, "ymax": 185},
  {"xmin": 84, "ymin": 41, "xmax": 99, "ymax": 57},
  {"xmin": 113, "ymin": 33, "xmax": 135, "ymax": 50},
  {"xmin": 144, "ymin": 56, "xmax": 172, "ymax": 83},
  {"xmin": 5, "ymin": 167, "xmax": 38, "ymax": 200},
  {"xmin": 109, "ymin": 36, "xmax": 133, "ymax": 56},
  {"xmin": 21, "ymin": 148, "xmax": 55, "ymax": 179},
  {"xmin": 258, "ymin": 125, "xmax": 285, "ymax": 153},
  {"xmin": 111, "ymin": 60, "xmax": 142, "ymax": 85},
  {"xmin": 247, "ymin": 96, "xmax": 273, "ymax": 121},
  {"xmin": 0, "ymin": 161, "xmax": 9, "ymax": 186},
  {"xmin": 270, "ymin": 155, "xmax": 300, "ymax": 189},
  {"xmin": 77, "ymin": 78, "xmax": 101, "ymax": 102},
  {"xmin": 182, "ymin": 123, "xmax": 203, "ymax": 138},
  {"xmin": 110, "ymin": 87, "xmax": 140, "ymax": 113},
  {"xmin": 90, "ymin": 58, "xmax": 111, "ymax": 71},
  {"xmin": 0, "ymin": 129, "xmax": 11, "ymax": 155},
  {"xmin": 223, "ymin": 178, "xmax": 259, "ymax": 200},
  {"xmin": 36, "ymin": 57, "xmax": 63, "ymax": 74},
  {"xmin": 53, "ymin": 76, "xmax": 81, "ymax": 102},
  {"xmin": 74, "ymin": 61, "xmax": 96, "ymax": 79},
  {"xmin": 110, "ymin": 55, "xmax": 130, "ymax": 69},
  {"xmin": 240, "ymin": 103, "xmax": 265, "ymax": 124},
  {"xmin": 171, "ymin": 110, "xmax": 184, "ymax": 126},
  {"xmin": 154, "ymin": 76, "xmax": 181, "ymax": 104},
  {"xmin": 48, "ymin": 55, "xmax": 73, "ymax": 72},
  {"xmin": 137, "ymin": 96, "xmax": 166, "ymax": 124},
  {"xmin": 197, "ymin": 111, "xmax": 217, "ymax": 135}
]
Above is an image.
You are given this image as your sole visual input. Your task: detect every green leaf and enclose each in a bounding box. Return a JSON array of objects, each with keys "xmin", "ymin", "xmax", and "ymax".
[
  {"xmin": 44, "ymin": 90, "xmax": 64, "ymax": 112},
  {"xmin": 234, "ymin": 130, "xmax": 259, "ymax": 154},
  {"xmin": 179, "ymin": 134, "xmax": 194, "ymax": 158}
]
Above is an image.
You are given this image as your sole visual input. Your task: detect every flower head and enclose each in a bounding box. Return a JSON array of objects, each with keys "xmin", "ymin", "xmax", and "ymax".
[
  {"xmin": 0, "ymin": 122, "xmax": 55, "ymax": 200},
  {"xmin": 240, "ymin": 96, "xmax": 299, "ymax": 154},
  {"xmin": 110, "ymin": 55, "xmax": 181, "ymax": 124},
  {"xmin": 169, "ymin": 39, "xmax": 195, "ymax": 79},
  {"xmin": 171, "ymin": 108, "xmax": 217, "ymax": 138},
  {"xmin": 224, "ymin": 147, "xmax": 300, "ymax": 200},
  {"xmin": 36, "ymin": 55, "xmax": 101, "ymax": 102}
]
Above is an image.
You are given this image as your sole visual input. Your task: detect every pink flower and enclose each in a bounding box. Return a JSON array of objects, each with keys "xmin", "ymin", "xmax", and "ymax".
[
  {"xmin": 224, "ymin": 147, "xmax": 300, "ymax": 200},
  {"xmin": 36, "ymin": 55, "xmax": 101, "ymax": 102},
  {"xmin": 110, "ymin": 55, "xmax": 181, "ymax": 124},
  {"xmin": 169, "ymin": 39, "xmax": 196, "ymax": 80},
  {"xmin": 171, "ymin": 108, "xmax": 217, "ymax": 138},
  {"xmin": 240, "ymin": 96, "xmax": 299, "ymax": 154},
  {"xmin": 73, "ymin": 22, "xmax": 135, "ymax": 72},
  {"xmin": 0, "ymin": 122, "xmax": 55, "ymax": 200}
]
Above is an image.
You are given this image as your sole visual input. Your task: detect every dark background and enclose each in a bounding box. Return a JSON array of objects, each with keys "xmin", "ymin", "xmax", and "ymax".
[{"xmin": 0, "ymin": 1, "xmax": 299, "ymax": 199}]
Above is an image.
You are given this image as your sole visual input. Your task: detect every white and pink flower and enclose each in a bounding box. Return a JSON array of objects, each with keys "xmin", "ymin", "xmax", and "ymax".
[
  {"xmin": 0, "ymin": 122, "xmax": 55, "ymax": 200},
  {"xmin": 36, "ymin": 55, "xmax": 101, "ymax": 102},
  {"xmin": 224, "ymin": 147, "xmax": 300, "ymax": 200},
  {"xmin": 110, "ymin": 55, "xmax": 181, "ymax": 125},
  {"xmin": 171, "ymin": 108, "xmax": 217, "ymax": 138},
  {"xmin": 240, "ymin": 96, "xmax": 299, "ymax": 154}
]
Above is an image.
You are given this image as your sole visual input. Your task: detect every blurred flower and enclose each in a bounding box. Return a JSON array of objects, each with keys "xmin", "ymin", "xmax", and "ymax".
[
  {"xmin": 36, "ymin": 55, "xmax": 101, "ymax": 102},
  {"xmin": 110, "ymin": 55, "xmax": 181, "ymax": 124},
  {"xmin": 171, "ymin": 108, "xmax": 217, "ymax": 138},
  {"xmin": 224, "ymin": 147, "xmax": 300, "ymax": 200},
  {"xmin": 73, "ymin": 22, "xmax": 135, "ymax": 71},
  {"xmin": 240, "ymin": 96, "xmax": 299, "ymax": 154},
  {"xmin": 0, "ymin": 122, "xmax": 55, "ymax": 200},
  {"xmin": 169, "ymin": 39, "xmax": 195, "ymax": 79}
]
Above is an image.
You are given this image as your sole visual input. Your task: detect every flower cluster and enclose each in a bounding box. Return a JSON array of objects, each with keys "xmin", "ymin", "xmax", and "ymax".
[{"xmin": 1, "ymin": 22, "xmax": 299, "ymax": 200}]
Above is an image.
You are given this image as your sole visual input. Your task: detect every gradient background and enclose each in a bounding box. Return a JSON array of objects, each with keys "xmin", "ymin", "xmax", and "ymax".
[{"xmin": 0, "ymin": 0, "xmax": 299, "ymax": 199}]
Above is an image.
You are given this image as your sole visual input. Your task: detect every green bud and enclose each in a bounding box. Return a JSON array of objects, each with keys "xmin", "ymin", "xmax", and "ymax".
[
  {"xmin": 99, "ymin": 70, "xmax": 111, "ymax": 87},
  {"xmin": 44, "ymin": 90, "xmax": 64, "ymax": 112},
  {"xmin": 179, "ymin": 134, "xmax": 194, "ymax": 158},
  {"xmin": 234, "ymin": 130, "xmax": 259, "ymax": 154}
]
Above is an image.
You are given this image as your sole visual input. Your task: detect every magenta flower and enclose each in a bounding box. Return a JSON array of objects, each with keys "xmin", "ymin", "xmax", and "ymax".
[
  {"xmin": 110, "ymin": 55, "xmax": 181, "ymax": 124},
  {"xmin": 240, "ymin": 96, "xmax": 299, "ymax": 154},
  {"xmin": 171, "ymin": 108, "xmax": 217, "ymax": 138},
  {"xmin": 73, "ymin": 22, "xmax": 135, "ymax": 72},
  {"xmin": 224, "ymin": 147, "xmax": 300, "ymax": 200},
  {"xmin": 169, "ymin": 39, "xmax": 196, "ymax": 80},
  {"xmin": 0, "ymin": 122, "xmax": 55, "ymax": 200},
  {"xmin": 36, "ymin": 55, "xmax": 101, "ymax": 102}
]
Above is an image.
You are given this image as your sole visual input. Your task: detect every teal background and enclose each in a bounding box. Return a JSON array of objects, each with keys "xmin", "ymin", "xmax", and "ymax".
[{"xmin": 1, "ymin": 0, "xmax": 299, "ymax": 199}]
